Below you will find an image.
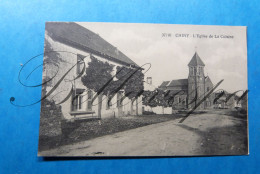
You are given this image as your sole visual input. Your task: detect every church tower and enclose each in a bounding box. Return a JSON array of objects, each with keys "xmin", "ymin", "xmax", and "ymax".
[{"xmin": 188, "ymin": 52, "xmax": 205, "ymax": 109}]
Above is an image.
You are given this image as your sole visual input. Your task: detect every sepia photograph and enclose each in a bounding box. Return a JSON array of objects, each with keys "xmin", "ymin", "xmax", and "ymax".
[{"xmin": 38, "ymin": 22, "xmax": 248, "ymax": 157}]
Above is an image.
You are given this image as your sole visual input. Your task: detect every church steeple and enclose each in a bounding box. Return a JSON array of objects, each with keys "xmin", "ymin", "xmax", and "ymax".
[
  {"xmin": 188, "ymin": 52, "xmax": 205, "ymax": 77},
  {"xmin": 188, "ymin": 52, "xmax": 205, "ymax": 67},
  {"xmin": 187, "ymin": 52, "xmax": 206, "ymax": 109}
]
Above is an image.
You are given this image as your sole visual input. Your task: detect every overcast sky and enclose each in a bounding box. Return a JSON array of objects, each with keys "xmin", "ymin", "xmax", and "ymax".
[{"xmin": 78, "ymin": 22, "xmax": 247, "ymax": 93}]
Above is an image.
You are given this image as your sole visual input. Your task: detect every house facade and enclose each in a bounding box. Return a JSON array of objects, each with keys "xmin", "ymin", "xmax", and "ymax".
[
  {"xmin": 42, "ymin": 22, "xmax": 142, "ymax": 120},
  {"xmin": 159, "ymin": 52, "xmax": 214, "ymax": 110}
]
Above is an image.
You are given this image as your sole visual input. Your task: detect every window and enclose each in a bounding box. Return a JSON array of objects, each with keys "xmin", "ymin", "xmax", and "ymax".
[
  {"xmin": 76, "ymin": 54, "xmax": 85, "ymax": 75},
  {"xmin": 87, "ymin": 90, "xmax": 93, "ymax": 110},
  {"xmin": 107, "ymin": 95, "xmax": 113, "ymax": 109},
  {"xmin": 71, "ymin": 89, "xmax": 85, "ymax": 111},
  {"xmin": 117, "ymin": 92, "xmax": 123, "ymax": 107},
  {"xmin": 192, "ymin": 90, "xmax": 196, "ymax": 97}
]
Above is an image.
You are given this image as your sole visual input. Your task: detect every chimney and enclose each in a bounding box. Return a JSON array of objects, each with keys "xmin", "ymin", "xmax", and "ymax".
[{"xmin": 147, "ymin": 77, "xmax": 152, "ymax": 85}]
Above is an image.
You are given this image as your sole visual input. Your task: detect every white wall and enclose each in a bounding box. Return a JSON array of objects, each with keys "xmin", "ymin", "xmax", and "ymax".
[
  {"xmin": 143, "ymin": 105, "xmax": 172, "ymax": 115},
  {"xmin": 43, "ymin": 32, "xmax": 143, "ymax": 120}
]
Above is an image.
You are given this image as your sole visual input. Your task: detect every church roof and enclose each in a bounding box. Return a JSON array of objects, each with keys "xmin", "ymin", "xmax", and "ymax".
[
  {"xmin": 205, "ymin": 76, "xmax": 212, "ymax": 84},
  {"xmin": 188, "ymin": 52, "xmax": 205, "ymax": 66},
  {"xmin": 45, "ymin": 22, "xmax": 138, "ymax": 67},
  {"xmin": 159, "ymin": 81, "xmax": 170, "ymax": 88},
  {"xmin": 168, "ymin": 79, "xmax": 188, "ymax": 87},
  {"xmin": 159, "ymin": 79, "xmax": 188, "ymax": 88}
]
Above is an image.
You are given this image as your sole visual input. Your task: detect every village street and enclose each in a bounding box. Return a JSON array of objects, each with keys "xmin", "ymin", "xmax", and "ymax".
[{"xmin": 39, "ymin": 111, "xmax": 247, "ymax": 156}]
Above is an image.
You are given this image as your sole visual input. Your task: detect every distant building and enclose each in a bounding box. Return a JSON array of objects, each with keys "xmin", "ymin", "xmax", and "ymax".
[
  {"xmin": 213, "ymin": 90, "xmax": 239, "ymax": 109},
  {"xmin": 159, "ymin": 52, "xmax": 214, "ymax": 110},
  {"xmin": 213, "ymin": 90, "xmax": 248, "ymax": 110}
]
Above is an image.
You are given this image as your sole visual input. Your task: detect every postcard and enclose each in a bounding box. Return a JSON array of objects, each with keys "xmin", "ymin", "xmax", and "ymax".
[{"xmin": 38, "ymin": 22, "xmax": 248, "ymax": 156}]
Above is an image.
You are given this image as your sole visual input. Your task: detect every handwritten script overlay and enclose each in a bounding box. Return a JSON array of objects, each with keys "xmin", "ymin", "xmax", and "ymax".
[{"xmin": 10, "ymin": 51, "xmax": 248, "ymax": 123}]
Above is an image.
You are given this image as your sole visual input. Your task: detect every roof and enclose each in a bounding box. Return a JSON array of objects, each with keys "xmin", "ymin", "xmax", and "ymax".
[
  {"xmin": 188, "ymin": 52, "xmax": 205, "ymax": 66},
  {"xmin": 45, "ymin": 22, "xmax": 138, "ymax": 67},
  {"xmin": 168, "ymin": 79, "xmax": 188, "ymax": 87},
  {"xmin": 205, "ymin": 76, "xmax": 213, "ymax": 84},
  {"xmin": 159, "ymin": 79, "xmax": 188, "ymax": 89},
  {"xmin": 159, "ymin": 81, "xmax": 170, "ymax": 88},
  {"xmin": 214, "ymin": 90, "xmax": 230, "ymax": 99}
]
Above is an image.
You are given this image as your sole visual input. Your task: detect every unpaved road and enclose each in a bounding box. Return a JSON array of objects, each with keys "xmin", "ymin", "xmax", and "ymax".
[{"xmin": 39, "ymin": 112, "xmax": 247, "ymax": 156}]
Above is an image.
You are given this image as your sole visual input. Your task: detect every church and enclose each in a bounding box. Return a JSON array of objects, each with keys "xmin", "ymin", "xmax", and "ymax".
[{"xmin": 158, "ymin": 52, "xmax": 214, "ymax": 110}]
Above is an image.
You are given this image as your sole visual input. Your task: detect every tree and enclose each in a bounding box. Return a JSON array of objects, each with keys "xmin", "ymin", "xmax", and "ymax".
[
  {"xmin": 115, "ymin": 66, "xmax": 144, "ymax": 98},
  {"xmin": 115, "ymin": 66, "xmax": 144, "ymax": 115},
  {"xmin": 81, "ymin": 55, "xmax": 144, "ymax": 117},
  {"xmin": 81, "ymin": 55, "xmax": 115, "ymax": 117},
  {"xmin": 142, "ymin": 90, "xmax": 158, "ymax": 107},
  {"xmin": 43, "ymin": 39, "xmax": 65, "ymax": 70},
  {"xmin": 81, "ymin": 55, "xmax": 115, "ymax": 95},
  {"xmin": 142, "ymin": 89, "xmax": 175, "ymax": 108}
]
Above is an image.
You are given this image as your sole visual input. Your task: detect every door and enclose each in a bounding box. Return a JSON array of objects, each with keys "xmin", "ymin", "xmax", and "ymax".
[{"xmin": 117, "ymin": 92, "xmax": 123, "ymax": 117}]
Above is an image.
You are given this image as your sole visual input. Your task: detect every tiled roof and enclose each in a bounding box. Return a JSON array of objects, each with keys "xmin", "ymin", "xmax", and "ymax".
[
  {"xmin": 159, "ymin": 81, "xmax": 170, "ymax": 88},
  {"xmin": 168, "ymin": 79, "xmax": 188, "ymax": 87},
  {"xmin": 159, "ymin": 79, "xmax": 188, "ymax": 89},
  {"xmin": 188, "ymin": 52, "xmax": 205, "ymax": 66},
  {"xmin": 45, "ymin": 22, "xmax": 138, "ymax": 67}
]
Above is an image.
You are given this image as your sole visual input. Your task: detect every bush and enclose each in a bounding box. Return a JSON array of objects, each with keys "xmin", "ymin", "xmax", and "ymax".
[
  {"xmin": 38, "ymin": 99, "xmax": 63, "ymax": 151},
  {"xmin": 143, "ymin": 110, "xmax": 156, "ymax": 115}
]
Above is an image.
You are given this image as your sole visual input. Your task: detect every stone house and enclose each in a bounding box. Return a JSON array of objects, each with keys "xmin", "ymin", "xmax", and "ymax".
[{"xmin": 42, "ymin": 22, "xmax": 142, "ymax": 120}]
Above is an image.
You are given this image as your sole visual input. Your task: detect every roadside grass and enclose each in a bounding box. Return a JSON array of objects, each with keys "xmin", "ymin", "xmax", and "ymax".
[
  {"xmin": 39, "ymin": 108, "xmax": 248, "ymax": 154},
  {"xmin": 207, "ymin": 108, "xmax": 247, "ymax": 119},
  {"xmin": 200, "ymin": 120, "xmax": 248, "ymax": 155},
  {"xmin": 39, "ymin": 114, "xmax": 182, "ymax": 151},
  {"xmin": 199, "ymin": 109, "xmax": 248, "ymax": 155}
]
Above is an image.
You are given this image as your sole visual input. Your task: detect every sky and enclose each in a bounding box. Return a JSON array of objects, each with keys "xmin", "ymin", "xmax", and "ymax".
[{"xmin": 78, "ymin": 22, "xmax": 247, "ymax": 93}]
